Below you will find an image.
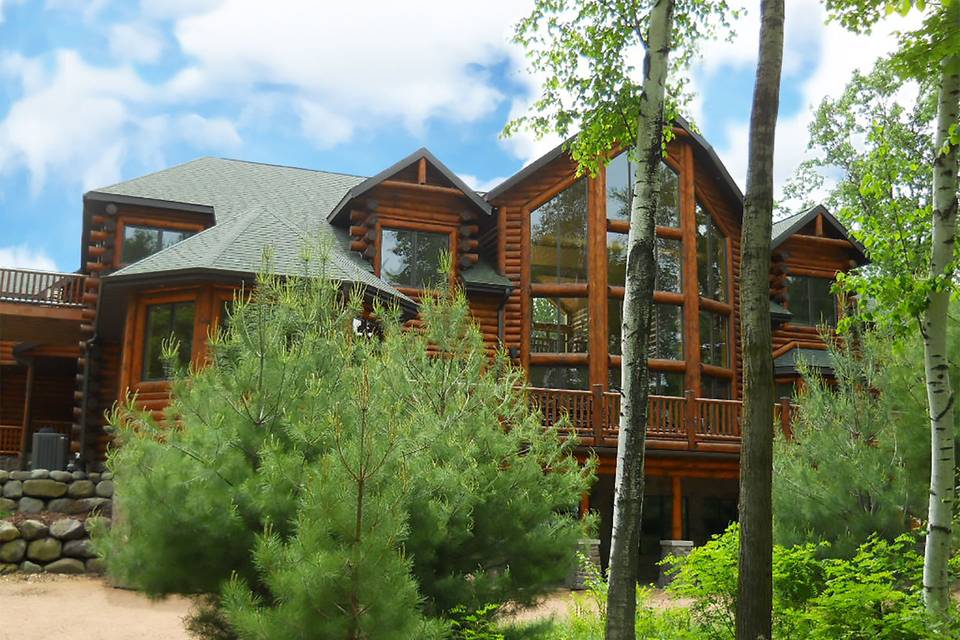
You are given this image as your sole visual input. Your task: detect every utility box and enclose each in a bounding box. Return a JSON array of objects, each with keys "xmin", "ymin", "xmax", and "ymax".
[{"xmin": 31, "ymin": 429, "xmax": 68, "ymax": 471}]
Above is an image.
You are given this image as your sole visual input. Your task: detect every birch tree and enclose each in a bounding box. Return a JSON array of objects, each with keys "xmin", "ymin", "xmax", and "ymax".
[
  {"xmin": 506, "ymin": 2, "xmax": 736, "ymax": 637},
  {"xmin": 817, "ymin": 0, "xmax": 960, "ymax": 615},
  {"xmin": 736, "ymin": 2, "xmax": 785, "ymax": 638}
]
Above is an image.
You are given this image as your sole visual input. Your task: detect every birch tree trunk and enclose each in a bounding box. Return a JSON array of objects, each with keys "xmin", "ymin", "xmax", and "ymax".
[
  {"xmin": 604, "ymin": 1, "xmax": 675, "ymax": 638},
  {"xmin": 922, "ymin": 6, "xmax": 959, "ymax": 614},
  {"xmin": 735, "ymin": 1, "xmax": 784, "ymax": 639}
]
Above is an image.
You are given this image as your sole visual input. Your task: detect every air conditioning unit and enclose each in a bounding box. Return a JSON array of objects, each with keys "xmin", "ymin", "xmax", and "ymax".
[{"xmin": 31, "ymin": 429, "xmax": 68, "ymax": 471}]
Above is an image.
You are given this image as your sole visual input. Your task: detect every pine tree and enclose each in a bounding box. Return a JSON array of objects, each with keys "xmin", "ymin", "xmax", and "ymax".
[{"xmin": 99, "ymin": 255, "xmax": 592, "ymax": 639}]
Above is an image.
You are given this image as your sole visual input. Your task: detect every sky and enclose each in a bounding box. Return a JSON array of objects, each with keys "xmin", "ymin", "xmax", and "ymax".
[{"xmin": 0, "ymin": 0, "xmax": 917, "ymax": 272}]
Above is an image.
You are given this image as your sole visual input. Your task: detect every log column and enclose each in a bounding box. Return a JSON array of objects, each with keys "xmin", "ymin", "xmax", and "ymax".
[
  {"xmin": 671, "ymin": 475, "xmax": 684, "ymax": 540},
  {"xmin": 18, "ymin": 357, "xmax": 35, "ymax": 470}
]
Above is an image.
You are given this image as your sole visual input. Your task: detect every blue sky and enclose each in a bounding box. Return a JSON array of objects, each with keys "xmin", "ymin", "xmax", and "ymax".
[{"xmin": 0, "ymin": 0, "xmax": 909, "ymax": 272}]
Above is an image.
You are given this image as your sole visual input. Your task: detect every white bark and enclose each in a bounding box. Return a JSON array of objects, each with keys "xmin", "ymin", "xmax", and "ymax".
[
  {"xmin": 604, "ymin": 2, "xmax": 675, "ymax": 639},
  {"xmin": 922, "ymin": 11, "xmax": 959, "ymax": 614}
]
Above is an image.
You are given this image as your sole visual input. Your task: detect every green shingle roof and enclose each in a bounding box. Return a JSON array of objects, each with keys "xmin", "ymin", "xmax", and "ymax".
[
  {"xmin": 774, "ymin": 347, "xmax": 835, "ymax": 375},
  {"xmin": 93, "ymin": 156, "xmax": 507, "ymax": 308}
]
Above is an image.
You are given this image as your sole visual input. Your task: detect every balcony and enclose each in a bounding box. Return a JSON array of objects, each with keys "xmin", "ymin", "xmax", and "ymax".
[
  {"xmin": 527, "ymin": 386, "xmax": 795, "ymax": 454},
  {"xmin": 0, "ymin": 268, "xmax": 85, "ymax": 319}
]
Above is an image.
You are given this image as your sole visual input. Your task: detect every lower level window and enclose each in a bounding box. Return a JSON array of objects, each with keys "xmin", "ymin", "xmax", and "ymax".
[
  {"xmin": 143, "ymin": 301, "xmax": 196, "ymax": 380},
  {"xmin": 609, "ymin": 368, "xmax": 684, "ymax": 396},
  {"xmin": 701, "ymin": 376, "xmax": 732, "ymax": 399},
  {"xmin": 529, "ymin": 365, "xmax": 589, "ymax": 390},
  {"xmin": 380, "ymin": 228, "xmax": 450, "ymax": 289},
  {"xmin": 532, "ymin": 296, "xmax": 589, "ymax": 353},
  {"xmin": 700, "ymin": 310, "xmax": 730, "ymax": 368}
]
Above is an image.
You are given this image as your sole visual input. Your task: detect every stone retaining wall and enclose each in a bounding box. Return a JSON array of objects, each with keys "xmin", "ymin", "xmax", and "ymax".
[{"xmin": 0, "ymin": 469, "xmax": 112, "ymax": 574}]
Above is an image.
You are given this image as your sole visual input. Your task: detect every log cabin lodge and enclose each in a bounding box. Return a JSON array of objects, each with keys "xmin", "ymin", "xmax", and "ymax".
[{"xmin": 0, "ymin": 120, "xmax": 867, "ymax": 575}]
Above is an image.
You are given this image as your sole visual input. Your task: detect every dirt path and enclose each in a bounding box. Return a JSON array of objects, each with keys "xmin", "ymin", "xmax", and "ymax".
[{"xmin": 0, "ymin": 574, "xmax": 194, "ymax": 640}]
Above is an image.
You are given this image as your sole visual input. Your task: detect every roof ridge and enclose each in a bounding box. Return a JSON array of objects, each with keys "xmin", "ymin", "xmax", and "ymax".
[{"xmin": 213, "ymin": 156, "xmax": 368, "ymax": 179}]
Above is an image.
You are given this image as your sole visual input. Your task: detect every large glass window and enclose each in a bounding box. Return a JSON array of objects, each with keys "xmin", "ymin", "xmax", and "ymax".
[
  {"xmin": 701, "ymin": 376, "xmax": 732, "ymax": 400},
  {"xmin": 607, "ymin": 235, "xmax": 682, "ymax": 292},
  {"xmin": 380, "ymin": 228, "xmax": 450, "ymax": 289},
  {"xmin": 123, "ymin": 225, "xmax": 194, "ymax": 264},
  {"xmin": 606, "ymin": 154, "xmax": 680, "ymax": 227},
  {"xmin": 700, "ymin": 310, "xmax": 730, "ymax": 368},
  {"xmin": 531, "ymin": 179, "xmax": 588, "ymax": 284},
  {"xmin": 787, "ymin": 276, "xmax": 837, "ymax": 327},
  {"xmin": 611, "ymin": 368, "xmax": 685, "ymax": 396},
  {"xmin": 531, "ymin": 297, "xmax": 589, "ymax": 353},
  {"xmin": 609, "ymin": 301, "xmax": 684, "ymax": 360},
  {"xmin": 696, "ymin": 203, "xmax": 728, "ymax": 302},
  {"xmin": 142, "ymin": 301, "xmax": 195, "ymax": 380},
  {"xmin": 529, "ymin": 365, "xmax": 589, "ymax": 390}
]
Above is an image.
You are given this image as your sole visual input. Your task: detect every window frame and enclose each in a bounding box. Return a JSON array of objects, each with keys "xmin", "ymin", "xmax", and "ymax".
[
  {"xmin": 375, "ymin": 220, "xmax": 456, "ymax": 292},
  {"xmin": 131, "ymin": 290, "xmax": 202, "ymax": 385},
  {"xmin": 115, "ymin": 216, "xmax": 204, "ymax": 268}
]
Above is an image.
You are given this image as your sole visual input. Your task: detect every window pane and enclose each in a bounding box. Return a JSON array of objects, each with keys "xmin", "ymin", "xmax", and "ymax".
[
  {"xmin": 786, "ymin": 276, "xmax": 836, "ymax": 327},
  {"xmin": 380, "ymin": 228, "xmax": 449, "ymax": 289},
  {"xmin": 699, "ymin": 310, "xmax": 729, "ymax": 368},
  {"xmin": 123, "ymin": 226, "xmax": 161, "ymax": 264},
  {"xmin": 606, "ymin": 154, "xmax": 680, "ymax": 228},
  {"xmin": 531, "ymin": 179, "xmax": 588, "ymax": 284},
  {"xmin": 160, "ymin": 229, "xmax": 193, "ymax": 249},
  {"xmin": 531, "ymin": 297, "xmax": 589, "ymax": 353},
  {"xmin": 696, "ymin": 203, "xmax": 728, "ymax": 302},
  {"xmin": 702, "ymin": 376, "xmax": 732, "ymax": 399},
  {"xmin": 606, "ymin": 234, "xmax": 682, "ymax": 292},
  {"xmin": 529, "ymin": 365, "xmax": 589, "ymax": 390},
  {"xmin": 608, "ymin": 300, "xmax": 683, "ymax": 359},
  {"xmin": 786, "ymin": 276, "xmax": 811, "ymax": 324},
  {"xmin": 142, "ymin": 302, "xmax": 195, "ymax": 380},
  {"xmin": 775, "ymin": 379, "xmax": 796, "ymax": 400},
  {"xmin": 608, "ymin": 368, "xmax": 684, "ymax": 395}
]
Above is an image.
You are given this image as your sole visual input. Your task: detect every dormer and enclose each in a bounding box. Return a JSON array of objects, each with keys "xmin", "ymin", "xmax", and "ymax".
[{"xmin": 327, "ymin": 148, "xmax": 496, "ymax": 295}]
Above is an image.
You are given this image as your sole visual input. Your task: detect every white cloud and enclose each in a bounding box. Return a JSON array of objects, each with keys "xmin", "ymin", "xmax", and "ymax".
[
  {"xmin": 109, "ymin": 23, "xmax": 165, "ymax": 64},
  {"xmin": 0, "ymin": 245, "xmax": 58, "ymax": 270},
  {"xmin": 460, "ymin": 173, "xmax": 508, "ymax": 193},
  {"xmin": 0, "ymin": 50, "xmax": 243, "ymax": 193},
  {"xmin": 698, "ymin": 0, "xmax": 920, "ymax": 204},
  {"xmin": 169, "ymin": 0, "xmax": 528, "ymax": 144}
]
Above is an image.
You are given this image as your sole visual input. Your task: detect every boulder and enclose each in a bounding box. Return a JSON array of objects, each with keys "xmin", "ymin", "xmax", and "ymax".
[
  {"xmin": 45, "ymin": 558, "xmax": 85, "ymax": 574},
  {"xmin": 9, "ymin": 471, "xmax": 32, "ymax": 481},
  {"xmin": 47, "ymin": 498, "xmax": 80, "ymax": 514},
  {"xmin": 0, "ymin": 470, "xmax": 8, "ymax": 481},
  {"xmin": 0, "ymin": 521, "xmax": 19, "ymax": 542},
  {"xmin": 71, "ymin": 471, "xmax": 87, "ymax": 481},
  {"xmin": 87, "ymin": 473, "xmax": 101, "ymax": 483},
  {"xmin": 50, "ymin": 471, "xmax": 73, "ymax": 483},
  {"xmin": 101, "ymin": 472, "xmax": 113, "ymax": 481},
  {"xmin": 95, "ymin": 480, "xmax": 114, "ymax": 498},
  {"xmin": 27, "ymin": 538, "xmax": 61, "ymax": 562},
  {"xmin": 0, "ymin": 539, "xmax": 27, "ymax": 563},
  {"xmin": 2, "ymin": 480, "xmax": 22, "ymax": 499},
  {"xmin": 0, "ymin": 562, "xmax": 16, "ymax": 574},
  {"xmin": 19, "ymin": 560, "xmax": 42, "ymax": 573},
  {"xmin": 17, "ymin": 497, "xmax": 44, "ymax": 514},
  {"xmin": 18, "ymin": 519, "xmax": 48, "ymax": 540},
  {"xmin": 0, "ymin": 498, "xmax": 15, "ymax": 512},
  {"xmin": 50, "ymin": 519, "xmax": 84, "ymax": 540},
  {"xmin": 67, "ymin": 480, "xmax": 95, "ymax": 498},
  {"xmin": 29, "ymin": 469, "xmax": 49, "ymax": 479},
  {"xmin": 63, "ymin": 539, "xmax": 96, "ymax": 559},
  {"xmin": 85, "ymin": 557, "xmax": 106, "ymax": 574},
  {"xmin": 22, "ymin": 479, "xmax": 66, "ymax": 499},
  {"xmin": 77, "ymin": 497, "xmax": 111, "ymax": 516}
]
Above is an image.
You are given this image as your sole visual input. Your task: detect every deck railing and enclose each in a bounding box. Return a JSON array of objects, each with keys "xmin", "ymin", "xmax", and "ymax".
[
  {"xmin": 527, "ymin": 386, "xmax": 794, "ymax": 453},
  {"xmin": 0, "ymin": 268, "xmax": 85, "ymax": 307}
]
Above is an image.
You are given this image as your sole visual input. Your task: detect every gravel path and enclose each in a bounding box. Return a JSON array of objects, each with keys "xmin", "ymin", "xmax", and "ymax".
[{"xmin": 0, "ymin": 574, "xmax": 194, "ymax": 640}]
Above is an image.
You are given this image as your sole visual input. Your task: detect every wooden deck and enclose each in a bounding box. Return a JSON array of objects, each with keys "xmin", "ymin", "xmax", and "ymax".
[
  {"xmin": 528, "ymin": 386, "xmax": 793, "ymax": 453},
  {"xmin": 0, "ymin": 268, "xmax": 85, "ymax": 308}
]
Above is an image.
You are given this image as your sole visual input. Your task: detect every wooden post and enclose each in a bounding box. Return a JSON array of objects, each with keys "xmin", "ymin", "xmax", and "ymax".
[
  {"xmin": 680, "ymin": 144, "xmax": 702, "ymax": 396},
  {"xmin": 684, "ymin": 389, "xmax": 697, "ymax": 449},
  {"xmin": 417, "ymin": 157, "xmax": 427, "ymax": 184},
  {"xmin": 18, "ymin": 358, "xmax": 35, "ymax": 470},
  {"xmin": 671, "ymin": 475, "xmax": 683, "ymax": 540},
  {"xmin": 778, "ymin": 397, "xmax": 792, "ymax": 440},
  {"xmin": 580, "ymin": 491, "xmax": 591, "ymax": 519},
  {"xmin": 591, "ymin": 384, "xmax": 604, "ymax": 445}
]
